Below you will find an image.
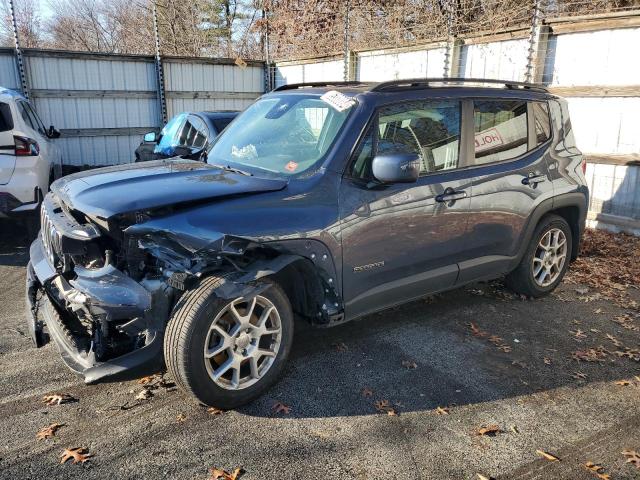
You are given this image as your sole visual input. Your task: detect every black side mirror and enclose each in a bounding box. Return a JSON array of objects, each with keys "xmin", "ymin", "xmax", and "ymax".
[
  {"xmin": 372, "ymin": 153, "xmax": 421, "ymax": 184},
  {"xmin": 48, "ymin": 126, "xmax": 61, "ymax": 139}
]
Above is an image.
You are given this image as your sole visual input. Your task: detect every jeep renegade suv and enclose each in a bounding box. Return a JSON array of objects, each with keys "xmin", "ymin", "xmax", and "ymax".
[{"xmin": 26, "ymin": 79, "xmax": 588, "ymax": 408}]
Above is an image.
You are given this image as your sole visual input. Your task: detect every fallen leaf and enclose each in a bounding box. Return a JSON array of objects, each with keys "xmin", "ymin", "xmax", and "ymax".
[
  {"xmin": 43, "ymin": 394, "xmax": 77, "ymax": 406},
  {"xmin": 361, "ymin": 387, "xmax": 373, "ymax": 398},
  {"xmin": 572, "ymin": 347, "xmax": 608, "ymax": 362},
  {"xmin": 510, "ymin": 425, "xmax": 519, "ymax": 434},
  {"xmin": 331, "ymin": 342, "xmax": 348, "ymax": 352},
  {"xmin": 272, "ymin": 402, "xmax": 291, "ymax": 415},
  {"xmin": 207, "ymin": 407, "xmax": 226, "ymax": 415},
  {"xmin": 615, "ymin": 380, "xmax": 631, "ymax": 386},
  {"xmin": 570, "ymin": 329, "xmax": 587, "ymax": 339},
  {"xmin": 435, "ymin": 406, "xmax": 449, "ymax": 415},
  {"xmin": 135, "ymin": 389, "xmax": 153, "ymax": 401},
  {"xmin": 497, "ymin": 344, "xmax": 512, "ymax": 353},
  {"xmin": 401, "ymin": 360, "xmax": 417, "ymax": 369},
  {"xmin": 585, "ymin": 462, "xmax": 611, "ymax": 479},
  {"xmin": 36, "ymin": 423, "xmax": 64, "ymax": 440},
  {"xmin": 468, "ymin": 322, "xmax": 488, "ymax": 338},
  {"xmin": 476, "ymin": 425, "xmax": 502, "ymax": 437},
  {"xmin": 593, "ymin": 308, "xmax": 603, "ymax": 314},
  {"xmin": 176, "ymin": 413, "xmax": 187, "ymax": 423},
  {"xmin": 374, "ymin": 400, "xmax": 397, "ymax": 416},
  {"xmin": 623, "ymin": 449, "xmax": 640, "ymax": 469},
  {"xmin": 575, "ymin": 287, "xmax": 589, "ymax": 295},
  {"xmin": 60, "ymin": 447, "xmax": 92, "ymax": 464},
  {"xmin": 209, "ymin": 466, "xmax": 243, "ymax": 480},
  {"xmin": 536, "ymin": 450, "xmax": 560, "ymax": 462},
  {"xmin": 137, "ymin": 375, "xmax": 157, "ymax": 385},
  {"xmin": 543, "ymin": 357, "xmax": 552, "ymax": 365},
  {"xmin": 572, "ymin": 372, "xmax": 588, "ymax": 380},
  {"xmin": 606, "ymin": 334, "xmax": 623, "ymax": 347}
]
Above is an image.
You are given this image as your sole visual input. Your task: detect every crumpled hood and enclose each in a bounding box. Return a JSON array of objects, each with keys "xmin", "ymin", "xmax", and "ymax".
[{"xmin": 51, "ymin": 159, "xmax": 287, "ymax": 220}]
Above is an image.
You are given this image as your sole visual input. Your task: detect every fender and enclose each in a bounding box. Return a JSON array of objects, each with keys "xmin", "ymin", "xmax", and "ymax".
[{"xmin": 510, "ymin": 190, "xmax": 588, "ymax": 270}]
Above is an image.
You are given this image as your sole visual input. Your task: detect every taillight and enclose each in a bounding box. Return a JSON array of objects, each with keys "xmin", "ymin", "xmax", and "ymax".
[
  {"xmin": 581, "ymin": 157, "xmax": 587, "ymax": 175},
  {"xmin": 14, "ymin": 135, "xmax": 39, "ymax": 156}
]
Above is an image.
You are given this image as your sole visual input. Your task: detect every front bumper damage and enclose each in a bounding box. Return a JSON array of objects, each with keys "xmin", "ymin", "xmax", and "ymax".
[{"xmin": 26, "ymin": 237, "xmax": 168, "ymax": 383}]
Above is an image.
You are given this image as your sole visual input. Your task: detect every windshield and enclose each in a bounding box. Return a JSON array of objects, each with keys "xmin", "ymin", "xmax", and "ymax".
[{"xmin": 207, "ymin": 93, "xmax": 353, "ymax": 176}]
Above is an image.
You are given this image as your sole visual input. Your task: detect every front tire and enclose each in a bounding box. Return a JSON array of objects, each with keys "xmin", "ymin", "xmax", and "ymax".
[
  {"xmin": 505, "ymin": 214, "xmax": 572, "ymax": 298},
  {"xmin": 164, "ymin": 276, "xmax": 294, "ymax": 408}
]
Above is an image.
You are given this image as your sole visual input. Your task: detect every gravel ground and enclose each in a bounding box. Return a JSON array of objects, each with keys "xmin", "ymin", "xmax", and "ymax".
[{"xmin": 0, "ymin": 220, "xmax": 639, "ymax": 480}]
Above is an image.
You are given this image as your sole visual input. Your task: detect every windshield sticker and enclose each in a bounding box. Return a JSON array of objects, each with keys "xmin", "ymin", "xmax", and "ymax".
[
  {"xmin": 285, "ymin": 161, "xmax": 298, "ymax": 172},
  {"xmin": 320, "ymin": 90, "xmax": 356, "ymax": 112},
  {"xmin": 231, "ymin": 144, "xmax": 258, "ymax": 160}
]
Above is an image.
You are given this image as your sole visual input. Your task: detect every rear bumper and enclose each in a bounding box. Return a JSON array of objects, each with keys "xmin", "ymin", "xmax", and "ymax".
[{"xmin": 26, "ymin": 237, "xmax": 167, "ymax": 383}]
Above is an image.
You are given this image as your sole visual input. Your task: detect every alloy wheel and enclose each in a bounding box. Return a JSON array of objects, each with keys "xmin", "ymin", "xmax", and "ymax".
[
  {"xmin": 532, "ymin": 227, "xmax": 568, "ymax": 287},
  {"xmin": 203, "ymin": 295, "xmax": 282, "ymax": 390}
]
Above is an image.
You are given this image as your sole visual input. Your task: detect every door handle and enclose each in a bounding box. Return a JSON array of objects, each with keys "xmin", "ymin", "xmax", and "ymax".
[
  {"xmin": 522, "ymin": 174, "xmax": 547, "ymax": 186},
  {"xmin": 435, "ymin": 189, "xmax": 467, "ymax": 203}
]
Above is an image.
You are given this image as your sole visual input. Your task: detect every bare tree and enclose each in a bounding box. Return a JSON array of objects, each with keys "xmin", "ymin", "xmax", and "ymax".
[
  {"xmin": 46, "ymin": 0, "xmax": 153, "ymax": 53},
  {"xmin": 0, "ymin": 0, "xmax": 44, "ymax": 48}
]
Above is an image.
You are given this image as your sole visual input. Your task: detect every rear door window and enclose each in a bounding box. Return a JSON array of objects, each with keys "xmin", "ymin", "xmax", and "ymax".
[
  {"xmin": 17, "ymin": 101, "xmax": 37, "ymax": 132},
  {"xmin": 532, "ymin": 101, "xmax": 551, "ymax": 145},
  {"xmin": 24, "ymin": 102, "xmax": 47, "ymax": 136},
  {"xmin": 473, "ymin": 99, "xmax": 528, "ymax": 164},
  {"xmin": 0, "ymin": 103, "xmax": 13, "ymax": 132}
]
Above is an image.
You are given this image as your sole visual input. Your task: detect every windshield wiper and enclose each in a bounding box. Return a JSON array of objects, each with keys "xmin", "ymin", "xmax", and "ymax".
[{"xmin": 210, "ymin": 163, "xmax": 253, "ymax": 176}]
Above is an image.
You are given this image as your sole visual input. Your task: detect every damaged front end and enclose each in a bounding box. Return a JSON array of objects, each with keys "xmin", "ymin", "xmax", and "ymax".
[{"xmin": 27, "ymin": 192, "xmax": 343, "ymax": 383}]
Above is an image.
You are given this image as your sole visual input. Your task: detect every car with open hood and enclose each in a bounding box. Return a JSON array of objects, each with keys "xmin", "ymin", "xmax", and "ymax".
[{"xmin": 26, "ymin": 78, "xmax": 588, "ymax": 408}]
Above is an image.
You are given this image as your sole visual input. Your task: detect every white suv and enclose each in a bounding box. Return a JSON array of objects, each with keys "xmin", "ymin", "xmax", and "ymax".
[{"xmin": 0, "ymin": 87, "xmax": 62, "ymax": 228}]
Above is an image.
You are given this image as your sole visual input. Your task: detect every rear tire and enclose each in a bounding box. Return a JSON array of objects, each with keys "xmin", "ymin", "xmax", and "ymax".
[
  {"xmin": 164, "ymin": 276, "xmax": 294, "ymax": 408},
  {"xmin": 505, "ymin": 214, "xmax": 572, "ymax": 298}
]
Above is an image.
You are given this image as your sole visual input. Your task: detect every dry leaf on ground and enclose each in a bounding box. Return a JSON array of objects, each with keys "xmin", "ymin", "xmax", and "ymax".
[
  {"xmin": 207, "ymin": 407, "xmax": 226, "ymax": 415},
  {"xmin": 615, "ymin": 380, "xmax": 631, "ymax": 386},
  {"xmin": 572, "ymin": 372, "xmax": 588, "ymax": 379},
  {"xmin": 60, "ymin": 447, "xmax": 92, "ymax": 464},
  {"xmin": 476, "ymin": 425, "xmax": 502, "ymax": 437},
  {"xmin": 476, "ymin": 475, "xmax": 496, "ymax": 480},
  {"xmin": 623, "ymin": 449, "xmax": 640, "ymax": 469},
  {"xmin": 401, "ymin": 360, "xmax": 417, "ymax": 369},
  {"xmin": 536, "ymin": 450, "xmax": 560, "ymax": 462},
  {"xmin": 570, "ymin": 329, "xmax": 587, "ymax": 339},
  {"xmin": 585, "ymin": 462, "xmax": 611, "ymax": 480},
  {"xmin": 272, "ymin": 402, "xmax": 291, "ymax": 415},
  {"xmin": 43, "ymin": 394, "xmax": 76, "ymax": 406},
  {"xmin": 176, "ymin": 413, "xmax": 187, "ymax": 423},
  {"xmin": 435, "ymin": 406, "xmax": 449, "ymax": 415},
  {"xmin": 572, "ymin": 347, "xmax": 608, "ymax": 362},
  {"xmin": 36, "ymin": 423, "xmax": 64, "ymax": 440},
  {"xmin": 209, "ymin": 467, "xmax": 243, "ymax": 480},
  {"xmin": 135, "ymin": 389, "xmax": 153, "ymax": 401},
  {"xmin": 331, "ymin": 342, "xmax": 348, "ymax": 352},
  {"xmin": 373, "ymin": 400, "xmax": 397, "ymax": 416},
  {"xmin": 543, "ymin": 357, "xmax": 552, "ymax": 365},
  {"xmin": 137, "ymin": 375, "xmax": 158, "ymax": 385},
  {"xmin": 361, "ymin": 387, "xmax": 373, "ymax": 397}
]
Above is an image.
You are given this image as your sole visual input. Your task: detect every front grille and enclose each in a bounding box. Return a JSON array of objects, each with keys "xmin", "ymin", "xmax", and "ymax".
[{"xmin": 40, "ymin": 203, "xmax": 62, "ymax": 266}]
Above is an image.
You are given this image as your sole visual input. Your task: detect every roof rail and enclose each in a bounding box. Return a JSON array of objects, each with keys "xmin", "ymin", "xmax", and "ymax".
[
  {"xmin": 272, "ymin": 81, "xmax": 368, "ymax": 92},
  {"xmin": 370, "ymin": 77, "xmax": 548, "ymax": 93}
]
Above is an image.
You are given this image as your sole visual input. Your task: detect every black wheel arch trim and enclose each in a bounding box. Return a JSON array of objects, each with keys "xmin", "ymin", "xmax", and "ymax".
[{"xmin": 514, "ymin": 191, "xmax": 588, "ymax": 268}]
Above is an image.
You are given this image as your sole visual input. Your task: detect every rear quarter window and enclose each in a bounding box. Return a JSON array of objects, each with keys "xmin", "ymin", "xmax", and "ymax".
[{"xmin": 0, "ymin": 103, "xmax": 13, "ymax": 132}]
